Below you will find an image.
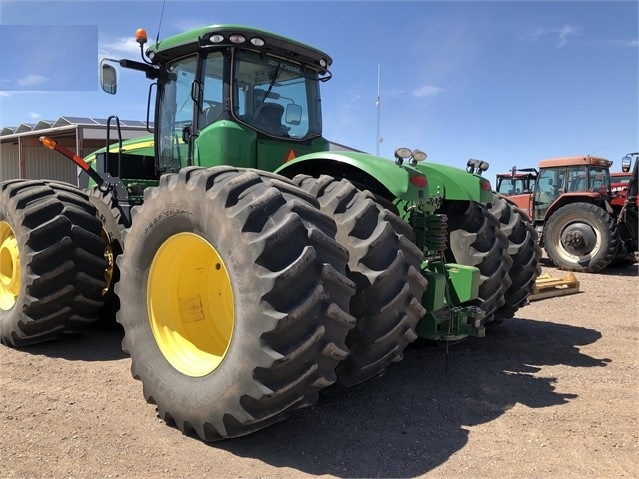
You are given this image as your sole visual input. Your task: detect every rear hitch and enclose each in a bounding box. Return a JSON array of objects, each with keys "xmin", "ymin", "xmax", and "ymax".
[{"xmin": 39, "ymin": 136, "xmax": 131, "ymax": 221}]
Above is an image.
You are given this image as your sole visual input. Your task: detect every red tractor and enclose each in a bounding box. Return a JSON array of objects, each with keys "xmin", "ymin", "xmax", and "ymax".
[
  {"xmin": 610, "ymin": 153, "xmax": 639, "ymax": 209},
  {"xmin": 495, "ymin": 167, "xmax": 537, "ymax": 199},
  {"xmin": 611, "ymin": 153, "xmax": 639, "ymax": 264},
  {"xmin": 497, "ymin": 155, "xmax": 638, "ymax": 272}
]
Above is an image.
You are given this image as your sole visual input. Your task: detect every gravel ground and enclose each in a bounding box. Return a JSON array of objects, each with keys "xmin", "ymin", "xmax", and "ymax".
[{"xmin": 1, "ymin": 258, "xmax": 637, "ymax": 479}]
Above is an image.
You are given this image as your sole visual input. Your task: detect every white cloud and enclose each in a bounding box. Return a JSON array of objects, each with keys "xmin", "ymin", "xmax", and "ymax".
[
  {"xmin": 172, "ymin": 18, "xmax": 208, "ymax": 34},
  {"xmin": 99, "ymin": 36, "xmax": 143, "ymax": 56},
  {"xmin": 17, "ymin": 75, "xmax": 49, "ymax": 87},
  {"xmin": 29, "ymin": 112, "xmax": 41, "ymax": 119},
  {"xmin": 0, "ymin": 91, "xmax": 10, "ymax": 97},
  {"xmin": 413, "ymin": 85, "xmax": 445, "ymax": 98},
  {"xmin": 523, "ymin": 24, "xmax": 581, "ymax": 49}
]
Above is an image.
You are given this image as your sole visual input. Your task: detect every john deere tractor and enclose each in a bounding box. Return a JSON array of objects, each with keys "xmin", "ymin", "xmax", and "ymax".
[{"xmin": 0, "ymin": 24, "xmax": 539, "ymax": 441}]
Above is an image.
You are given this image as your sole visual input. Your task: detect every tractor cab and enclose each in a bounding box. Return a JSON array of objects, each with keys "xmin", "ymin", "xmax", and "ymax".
[
  {"xmin": 100, "ymin": 25, "xmax": 332, "ymax": 176},
  {"xmin": 531, "ymin": 156, "xmax": 613, "ymax": 221},
  {"xmin": 495, "ymin": 167, "xmax": 537, "ymax": 217}
]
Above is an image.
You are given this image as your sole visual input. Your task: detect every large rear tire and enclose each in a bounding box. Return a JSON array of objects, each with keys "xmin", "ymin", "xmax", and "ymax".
[
  {"xmin": 293, "ymin": 175, "xmax": 427, "ymax": 388},
  {"xmin": 440, "ymin": 200, "xmax": 512, "ymax": 324},
  {"xmin": 115, "ymin": 166, "xmax": 355, "ymax": 441},
  {"xmin": 0, "ymin": 180, "xmax": 106, "ymax": 346},
  {"xmin": 544, "ymin": 203, "xmax": 619, "ymax": 273},
  {"xmin": 489, "ymin": 193, "xmax": 542, "ymax": 320}
]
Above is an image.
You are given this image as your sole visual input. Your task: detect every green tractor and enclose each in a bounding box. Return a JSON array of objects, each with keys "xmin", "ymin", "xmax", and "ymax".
[{"xmin": 0, "ymin": 24, "xmax": 539, "ymax": 441}]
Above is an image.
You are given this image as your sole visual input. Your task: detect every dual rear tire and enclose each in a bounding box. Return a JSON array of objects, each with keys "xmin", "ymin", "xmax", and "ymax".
[
  {"xmin": 293, "ymin": 175, "xmax": 428, "ymax": 388},
  {"xmin": 0, "ymin": 180, "xmax": 106, "ymax": 346}
]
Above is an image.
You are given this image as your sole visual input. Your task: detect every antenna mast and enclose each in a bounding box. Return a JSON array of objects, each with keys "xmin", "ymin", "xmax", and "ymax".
[
  {"xmin": 155, "ymin": 0, "xmax": 167, "ymax": 45},
  {"xmin": 376, "ymin": 64, "xmax": 381, "ymax": 156}
]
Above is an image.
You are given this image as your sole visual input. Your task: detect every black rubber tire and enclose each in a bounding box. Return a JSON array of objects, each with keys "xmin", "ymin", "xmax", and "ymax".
[
  {"xmin": 86, "ymin": 186, "xmax": 130, "ymax": 325},
  {"xmin": 610, "ymin": 207, "xmax": 638, "ymax": 267},
  {"xmin": 0, "ymin": 180, "xmax": 106, "ymax": 346},
  {"xmin": 115, "ymin": 166, "xmax": 356, "ymax": 441},
  {"xmin": 488, "ymin": 193, "xmax": 542, "ymax": 320},
  {"xmin": 439, "ymin": 200, "xmax": 512, "ymax": 324},
  {"xmin": 544, "ymin": 203, "xmax": 619, "ymax": 273},
  {"xmin": 47, "ymin": 181, "xmax": 108, "ymax": 332},
  {"xmin": 293, "ymin": 174, "xmax": 427, "ymax": 388}
]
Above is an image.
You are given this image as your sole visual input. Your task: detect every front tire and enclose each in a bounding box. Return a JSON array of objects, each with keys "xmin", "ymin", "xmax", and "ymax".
[
  {"xmin": 116, "ymin": 166, "xmax": 355, "ymax": 441},
  {"xmin": 544, "ymin": 203, "xmax": 619, "ymax": 273},
  {"xmin": 293, "ymin": 175, "xmax": 427, "ymax": 388}
]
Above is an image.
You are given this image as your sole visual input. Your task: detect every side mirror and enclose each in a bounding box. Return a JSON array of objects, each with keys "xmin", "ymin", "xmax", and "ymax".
[
  {"xmin": 285, "ymin": 104, "xmax": 302, "ymax": 126},
  {"xmin": 100, "ymin": 63, "xmax": 117, "ymax": 95},
  {"xmin": 621, "ymin": 155, "xmax": 632, "ymax": 173}
]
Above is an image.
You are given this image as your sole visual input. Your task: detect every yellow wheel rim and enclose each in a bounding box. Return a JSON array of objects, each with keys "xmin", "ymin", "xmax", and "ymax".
[
  {"xmin": 148, "ymin": 232, "xmax": 234, "ymax": 377},
  {"xmin": 0, "ymin": 221, "xmax": 20, "ymax": 311},
  {"xmin": 101, "ymin": 227, "xmax": 115, "ymax": 296}
]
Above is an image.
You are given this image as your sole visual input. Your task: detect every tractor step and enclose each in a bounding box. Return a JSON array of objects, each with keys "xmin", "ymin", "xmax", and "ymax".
[{"xmin": 529, "ymin": 272, "xmax": 580, "ymax": 301}]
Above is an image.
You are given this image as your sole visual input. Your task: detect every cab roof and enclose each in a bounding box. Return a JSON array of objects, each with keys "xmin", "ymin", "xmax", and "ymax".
[
  {"xmin": 144, "ymin": 24, "xmax": 332, "ymax": 73},
  {"xmin": 538, "ymin": 156, "xmax": 612, "ymax": 168}
]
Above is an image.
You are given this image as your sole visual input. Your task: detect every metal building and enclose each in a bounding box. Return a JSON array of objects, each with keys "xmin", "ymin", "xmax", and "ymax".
[{"xmin": 0, "ymin": 116, "xmax": 152, "ymax": 186}]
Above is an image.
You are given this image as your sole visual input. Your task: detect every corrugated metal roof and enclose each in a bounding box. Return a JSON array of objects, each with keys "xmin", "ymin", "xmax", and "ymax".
[
  {"xmin": 0, "ymin": 116, "xmax": 153, "ymax": 137},
  {"xmin": 14, "ymin": 123, "xmax": 37, "ymax": 133}
]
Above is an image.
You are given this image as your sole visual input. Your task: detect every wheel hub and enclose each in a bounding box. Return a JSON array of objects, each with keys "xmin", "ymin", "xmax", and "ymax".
[
  {"xmin": 101, "ymin": 227, "xmax": 114, "ymax": 296},
  {"xmin": 0, "ymin": 221, "xmax": 20, "ymax": 311},
  {"xmin": 560, "ymin": 223, "xmax": 597, "ymax": 256},
  {"xmin": 147, "ymin": 232, "xmax": 234, "ymax": 377},
  {"xmin": 564, "ymin": 230, "xmax": 586, "ymax": 249}
]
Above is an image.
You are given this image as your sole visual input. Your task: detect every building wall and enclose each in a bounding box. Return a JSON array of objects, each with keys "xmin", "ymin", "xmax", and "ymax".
[
  {"xmin": 25, "ymin": 147, "xmax": 79, "ymax": 185},
  {"xmin": 0, "ymin": 143, "xmax": 79, "ymax": 185},
  {"xmin": 1, "ymin": 122, "xmax": 151, "ymax": 186},
  {"xmin": 0, "ymin": 143, "xmax": 20, "ymax": 181}
]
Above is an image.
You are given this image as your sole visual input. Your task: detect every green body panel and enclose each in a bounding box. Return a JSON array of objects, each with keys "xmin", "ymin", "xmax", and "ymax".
[
  {"xmin": 276, "ymin": 152, "xmax": 429, "ymax": 203},
  {"xmin": 194, "ymin": 121, "xmax": 329, "ymax": 170},
  {"xmin": 195, "ymin": 121, "xmax": 256, "ymax": 169},
  {"xmin": 416, "ymin": 261, "xmax": 486, "ymax": 341},
  {"xmin": 445, "ymin": 264, "xmax": 480, "ymax": 304},
  {"xmin": 419, "ymin": 262, "xmax": 479, "ymax": 311},
  {"xmin": 420, "ymin": 269, "xmax": 447, "ymax": 312},
  {"xmin": 416, "ymin": 261, "xmax": 484, "ymax": 340},
  {"xmin": 82, "ymin": 127, "xmax": 425, "ymax": 204},
  {"xmin": 416, "ymin": 163, "xmax": 493, "ymax": 204}
]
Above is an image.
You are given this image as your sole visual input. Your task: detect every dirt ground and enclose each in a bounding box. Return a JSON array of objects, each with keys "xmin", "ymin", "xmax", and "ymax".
[{"xmin": 1, "ymin": 258, "xmax": 637, "ymax": 479}]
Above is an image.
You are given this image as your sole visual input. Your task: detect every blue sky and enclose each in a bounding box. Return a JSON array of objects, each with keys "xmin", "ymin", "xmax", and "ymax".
[
  {"xmin": 0, "ymin": 0, "xmax": 637, "ymax": 177},
  {"xmin": 0, "ymin": 24, "xmax": 96, "ymax": 90}
]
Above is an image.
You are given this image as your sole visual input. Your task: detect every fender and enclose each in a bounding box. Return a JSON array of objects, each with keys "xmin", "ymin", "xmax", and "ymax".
[
  {"xmin": 416, "ymin": 163, "xmax": 493, "ymax": 204},
  {"xmin": 544, "ymin": 192, "xmax": 612, "ymax": 220},
  {"xmin": 275, "ymin": 151, "xmax": 429, "ymax": 203}
]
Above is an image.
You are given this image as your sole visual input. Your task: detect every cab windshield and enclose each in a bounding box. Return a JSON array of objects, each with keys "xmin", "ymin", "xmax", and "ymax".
[{"xmin": 232, "ymin": 50, "xmax": 323, "ymax": 139}]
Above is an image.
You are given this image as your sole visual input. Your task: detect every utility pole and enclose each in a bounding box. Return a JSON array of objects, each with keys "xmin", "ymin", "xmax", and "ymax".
[{"xmin": 376, "ymin": 64, "xmax": 382, "ymax": 156}]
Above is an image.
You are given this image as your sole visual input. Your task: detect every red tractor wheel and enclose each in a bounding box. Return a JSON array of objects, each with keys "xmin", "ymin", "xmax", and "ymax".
[{"xmin": 544, "ymin": 202, "xmax": 619, "ymax": 273}]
